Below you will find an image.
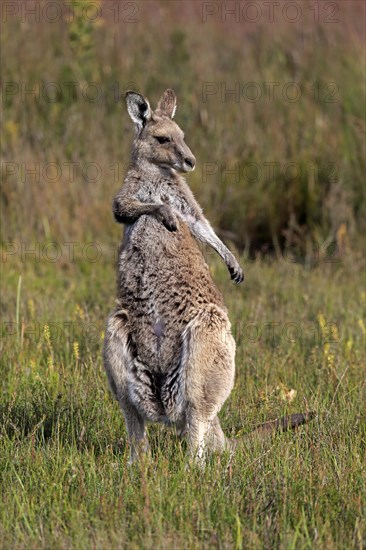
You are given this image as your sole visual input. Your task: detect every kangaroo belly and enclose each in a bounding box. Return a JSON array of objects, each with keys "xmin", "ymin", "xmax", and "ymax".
[{"xmin": 117, "ymin": 215, "xmax": 225, "ymax": 373}]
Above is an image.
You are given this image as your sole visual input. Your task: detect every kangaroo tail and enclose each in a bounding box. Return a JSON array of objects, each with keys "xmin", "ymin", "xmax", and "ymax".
[
  {"xmin": 233, "ymin": 411, "xmax": 316, "ymax": 448},
  {"xmin": 253, "ymin": 411, "xmax": 316, "ymax": 435}
]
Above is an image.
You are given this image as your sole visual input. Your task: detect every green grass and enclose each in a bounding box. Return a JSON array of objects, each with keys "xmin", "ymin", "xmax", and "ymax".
[
  {"xmin": 1, "ymin": 1, "xmax": 365, "ymax": 547},
  {"xmin": 1, "ymin": 249, "xmax": 365, "ymax": 549},
  {"xmin": 1, "ymin": 2, "xmax": 365, "ymax": 251}
]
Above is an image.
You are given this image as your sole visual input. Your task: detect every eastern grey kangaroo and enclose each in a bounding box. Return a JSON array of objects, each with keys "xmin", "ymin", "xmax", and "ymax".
[{"xmin": 103, "ymin": 89, "xmax": 314, "ymax": 463}]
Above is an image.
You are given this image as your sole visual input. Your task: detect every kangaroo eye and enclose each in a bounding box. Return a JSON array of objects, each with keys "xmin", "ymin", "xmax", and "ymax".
[{"xmin": 155, "ymin": 136, "xmax": 170, "ymax": 144}]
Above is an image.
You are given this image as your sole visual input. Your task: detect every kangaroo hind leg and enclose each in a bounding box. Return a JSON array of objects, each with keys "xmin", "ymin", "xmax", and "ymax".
[
  {"xmin": 181, "ymin": 305, "xmax": 236, "ymax": 462},
  {"xmin": 103, "ymin": 309, "xmax": 149, "ymax": 464}
]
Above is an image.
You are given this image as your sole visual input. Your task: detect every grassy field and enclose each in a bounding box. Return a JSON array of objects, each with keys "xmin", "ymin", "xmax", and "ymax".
[
  {"xmin": 2, "ymin": 1, "xmax": 365, "ymax": 252},
  {"xmin": 1, "ymin": 0, "xmax": 365, "ymax": 548},
  {"xmin": 1, "ymin": 246, "xmax": 365, "ymax": 548}
]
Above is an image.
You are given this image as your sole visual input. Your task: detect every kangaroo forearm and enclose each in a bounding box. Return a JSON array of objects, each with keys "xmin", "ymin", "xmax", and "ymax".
[
  {"xmin": 188, "ymin": 218, "xmax": 244, "ymax": 282},
  {"xmin": 190, "ymin": 219, "xmax": 236, "ymax": 266},
  {"xmin": 113, "ymin": 198, "xmax": 159, "ymax": 224}
]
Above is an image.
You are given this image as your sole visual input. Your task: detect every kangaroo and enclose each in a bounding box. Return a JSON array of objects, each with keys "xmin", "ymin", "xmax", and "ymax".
[{"xmin": 103, "ymin": 89, "xmax": 314, "ymax": 464}]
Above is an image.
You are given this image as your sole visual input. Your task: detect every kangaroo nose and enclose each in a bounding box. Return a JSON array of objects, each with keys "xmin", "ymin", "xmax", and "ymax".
[{"xmin": 185, "ymin": 157, "xmax": 196, "ymax": 170}]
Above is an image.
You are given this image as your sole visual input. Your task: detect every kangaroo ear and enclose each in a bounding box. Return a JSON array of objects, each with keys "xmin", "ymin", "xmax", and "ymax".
[
  {"xmin": 156, "ymin": 89, "xmax": 177, "ymax": 118},
  {"xmin": 125, "ymin": 91, "xmax": 151, "ymax": 130}
]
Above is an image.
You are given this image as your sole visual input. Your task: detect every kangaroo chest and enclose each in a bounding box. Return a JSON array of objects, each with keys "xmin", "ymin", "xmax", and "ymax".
[{"xmin": 136, "ymin": 179, "xmax": 197, "ymax": 221}]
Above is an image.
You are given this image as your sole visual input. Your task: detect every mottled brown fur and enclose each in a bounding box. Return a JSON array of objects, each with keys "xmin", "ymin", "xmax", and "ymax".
[{"xmin": 103, "ymin": 89, "xmax": 314, "ymax": 463}]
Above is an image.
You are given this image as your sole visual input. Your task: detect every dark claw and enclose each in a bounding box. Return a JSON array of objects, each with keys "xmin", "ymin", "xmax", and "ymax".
[
  {"xmin": 158, "ymin": 205, "xmax": 177, "ymax": 232},
  {"xmin": 167, "ymin": 222, "xmax": 177, "ymax": 232},
  {"xmin": 161, "ymin": 216, "xmax": 177, "ymax": 231},
  {"xmin": 229, "ymin": 267, "xmax": 244, "ymax": 284}
]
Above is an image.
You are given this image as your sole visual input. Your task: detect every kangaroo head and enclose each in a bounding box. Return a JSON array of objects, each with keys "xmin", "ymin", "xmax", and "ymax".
[{"xmin": 125, "ymin": 89, "xmax": 196, "ymax": 173}]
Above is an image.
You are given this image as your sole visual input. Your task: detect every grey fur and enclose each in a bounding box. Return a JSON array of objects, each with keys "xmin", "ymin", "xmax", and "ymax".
[
  {"xmin": 103, "ymin": 89, "xmax": 242, "ymax": 463},
  {"xmin": 103, "ymin": 89, "xmax": 314, "ymax": 464}
]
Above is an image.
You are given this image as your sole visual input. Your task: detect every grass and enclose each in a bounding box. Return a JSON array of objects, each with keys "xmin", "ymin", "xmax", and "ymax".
[
  {"xmin": 1, "ymin": 1, "xmax": 365, "ymax": 252},
  {"xmin": 1, "ymin": 1, "xmax": 365, "ymax": 547},
  {"xmin": 1, "ymin": 247, "xmax": 365, "ymax": 548}
]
